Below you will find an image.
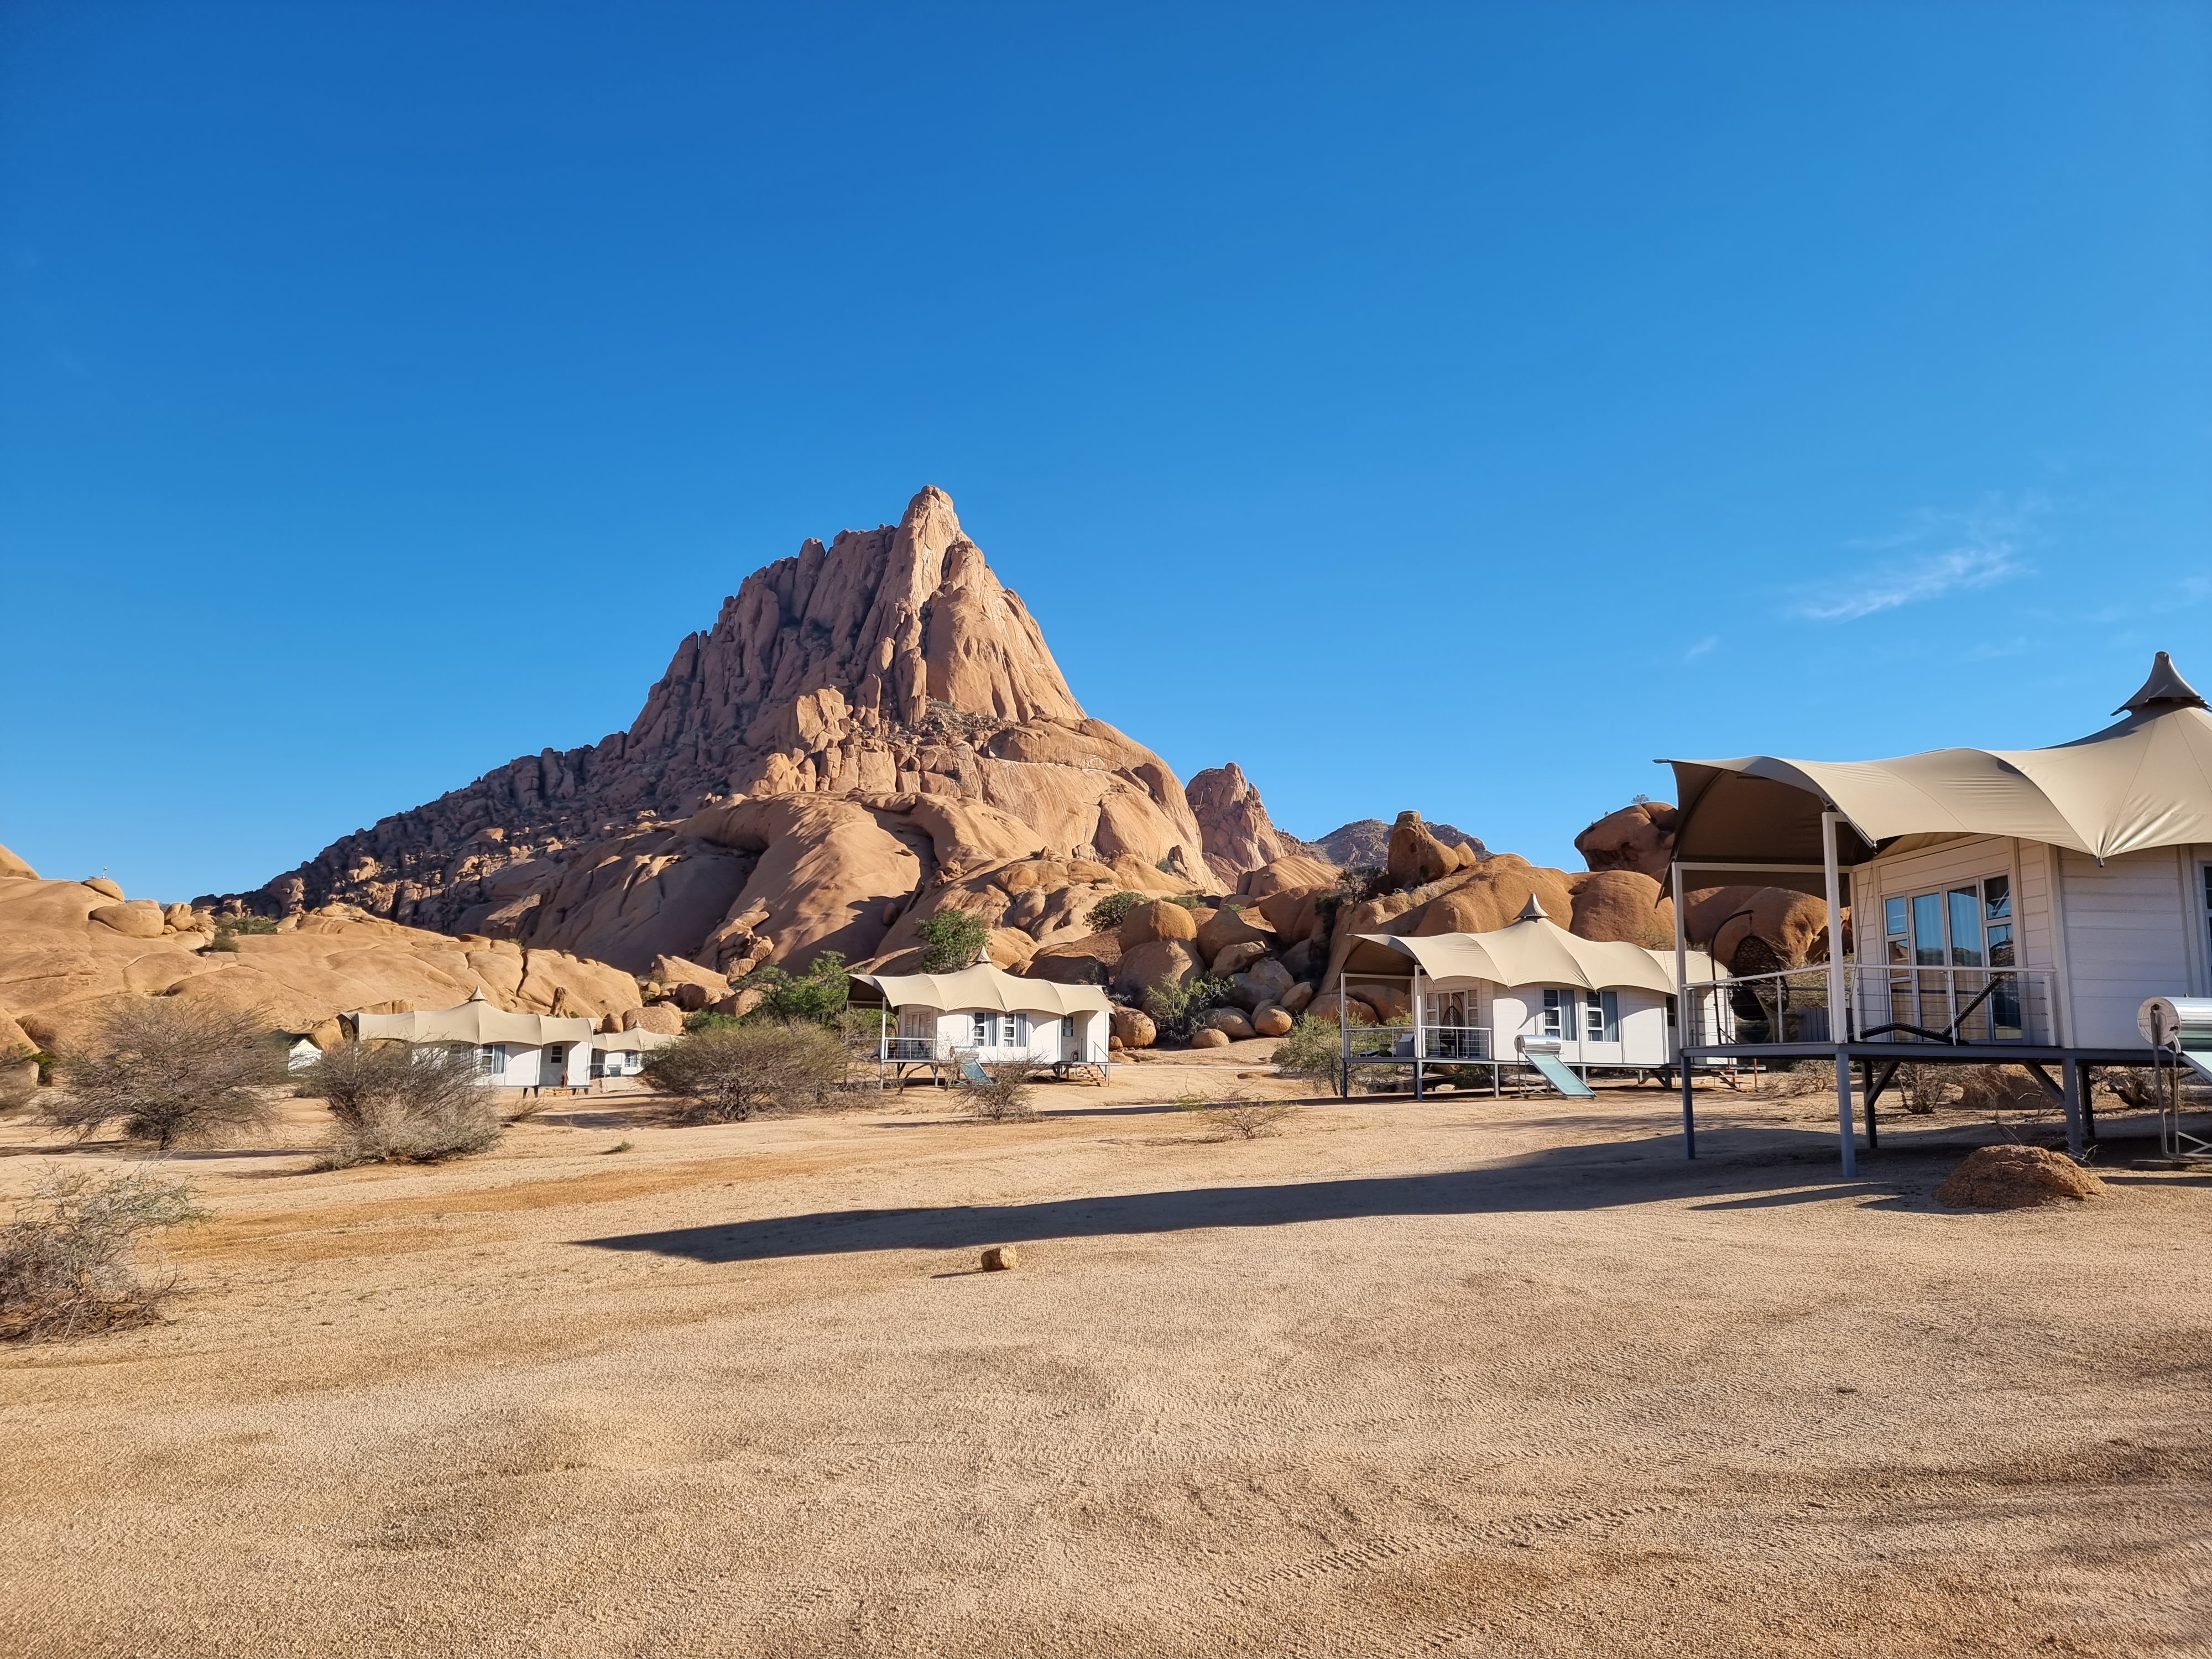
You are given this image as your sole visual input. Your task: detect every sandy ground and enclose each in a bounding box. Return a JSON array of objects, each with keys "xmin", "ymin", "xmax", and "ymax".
[{"xmin": 1, "ymin": 1058, "xmax": 2208, "ymax": 1659}]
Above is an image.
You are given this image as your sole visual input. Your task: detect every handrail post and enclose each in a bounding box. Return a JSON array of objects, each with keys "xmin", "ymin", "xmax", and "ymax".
[
  {"xmin": 1823, "ymin": 812, "xmax": 1856, "ymax": 1176},
  {"xmin": 1673, "ymin": 859, "xmax": 1694, "ymax": 1159}
]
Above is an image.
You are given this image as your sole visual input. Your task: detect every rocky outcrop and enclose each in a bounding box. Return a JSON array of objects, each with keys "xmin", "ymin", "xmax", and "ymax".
[
  {"xmin": 1574, "ymin": 800, "xmax": 1678, "ymax": 882},
  {"xmin": 1571, "ymin": 800, "xmax": 1833, "ymax": 973},
  {"xmin": 1310, "ymin": 817, "xmax": 1484, "ymax": 870},
  {"xmin": 1185, "ymin": 762, "xmax": 1296, "ymax": 883},
  {"xmin": 221, "ymin": 488, "xmax": 1241, "ymax": 973},
  {"xmin": 0, "ymin": 870, "xmax": 643, "ymax": 1052}
]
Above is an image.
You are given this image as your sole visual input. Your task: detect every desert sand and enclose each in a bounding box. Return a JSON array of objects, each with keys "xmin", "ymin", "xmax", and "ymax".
[{"xmin": 1, "ymin": 1062, "xmax": 2206, "ymax": 1658}]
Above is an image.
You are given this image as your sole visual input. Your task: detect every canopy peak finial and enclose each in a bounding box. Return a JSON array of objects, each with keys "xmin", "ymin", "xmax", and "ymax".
[
  {"xmin": 2116, "ymin": 651, "xmax": 2206, "ymax": 715},
  {"xmin": 1516, "ymin": 892, "xmax": 1549, "ymax": 923}
]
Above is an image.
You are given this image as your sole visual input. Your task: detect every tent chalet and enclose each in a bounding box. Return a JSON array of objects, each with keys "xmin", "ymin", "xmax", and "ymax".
[
  {"xmin": 1344, "ymin": 896, "xmax": 1718, "ymax": 1094},
  {"xmin": 591, "ymin": 1028, "xmax": 676, "ymax": 1081},
  {"xmin": 1662, "ymin": 651, "xmax": 2210, "ymax": 1170},
  {"xmin": 348, "ymin": 990, "xmax": 598, "ymax": 1089},
  {"xmin": 848, "ymin": 964, "xmax": 1114, "ymax": 1084}
]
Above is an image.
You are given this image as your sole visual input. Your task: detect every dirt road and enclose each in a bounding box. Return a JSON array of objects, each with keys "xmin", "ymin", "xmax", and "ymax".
[{"xmin": 1, "ymin": 1077, "xmax": 2204, "ymax": 1657}]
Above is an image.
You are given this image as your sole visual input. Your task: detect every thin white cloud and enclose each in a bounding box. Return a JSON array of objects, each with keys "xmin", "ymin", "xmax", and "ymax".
[
  {"xmin": 1684, "ymin": 635, "xmax": 1718, "ymax": 660},
  {"xmin": 1792, "ymin": 496, "xmax": 2041, "ymax": 624}
]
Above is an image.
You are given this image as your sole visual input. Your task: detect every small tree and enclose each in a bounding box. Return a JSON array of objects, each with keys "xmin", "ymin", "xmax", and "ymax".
[
  {"xmin": 296, "ymin": 1041, "xmax": 503, "ymax": 1167},
  {"xmin": 917, "ymin": 908, "xmax": 990, "ymax": 972},
  {"xmin": 1268, "ymin": 1015, "xmax": 1340, "ymax": 1088},
  {"xmin": 0, "ymin": 1167, "xmax": 206, "ymax": 1342},
  {"xmin": 643, "ymin": 1021, "xmax": 848, "ymax": 1121},
  {"xmin": 45, "ymin": 1000, "xmax": 288, "ymax": 1150}
]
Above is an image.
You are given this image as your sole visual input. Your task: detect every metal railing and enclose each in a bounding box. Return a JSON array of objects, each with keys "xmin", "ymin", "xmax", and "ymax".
[
  {"xmin": 879, "ymin": 1038, "xmax": 1108, "ymax": 1065},
  {"xmin": 1684, "ymin": 964, "xmax": 2057, "ymax": 1047},
  {"xmin": 1343, "ymin": 1025, "xmax": 1493, "ymax": 1062},
  {"xmin": 881, "ymin": 1037, "xmax": 952, "ymax": 1061}
]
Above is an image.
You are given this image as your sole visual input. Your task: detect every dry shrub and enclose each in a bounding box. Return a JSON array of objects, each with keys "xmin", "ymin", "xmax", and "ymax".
[
  {"xmin": 1893, "ymin": 1063, "xmax": 1956, "ymax": 1114},
  {"xmin": 1776, "ymin": 1057, "xmax": 1835, "ymax": 1099},
  {"xmin": 1934, "ymin": 1145, "xmax": 2104, "ymax": 1210},
  {"xmin": 1956, "ymin": 1065, "xmax": 2048, "ymax": 1114},
  {"xmin": 45, "ymin": 1000, "xmax": 287, "ymax": 1150},
  {"xmin": 2100, "ymin": 1067, "xmax": 2212, "ymax": 1112},
  {"xmin": 1173, "ymin": 1091, "xmax": 1300, "ymax": 1139},
  {"xmin": 0, "ymin": 1167, "xmax": 206, "ymax": 1342},
  {"xmin": 0, "ymin": 1048, "xmax": 40, "ymax": 1117},
  {"xmin": 644, "ymin": 1021, "xmax": 848, "ymax": 1122},
  {"xmin": 1219, "ymin": 1101, "xmax": 1298, "ymax": 1138},
  {"xmin": 298, "ymin": 1041, "xmax": 502, "ymax": 1168},
  {"xmin": 960, "ymin": 1057, "xmax": 1040, "ymax": 1121}
]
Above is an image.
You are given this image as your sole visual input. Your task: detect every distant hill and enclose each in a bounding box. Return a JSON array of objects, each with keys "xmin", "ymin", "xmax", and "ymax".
[{"xmin": 1300, "ymin": 818, "xmax": 1486, "ymax": 870}]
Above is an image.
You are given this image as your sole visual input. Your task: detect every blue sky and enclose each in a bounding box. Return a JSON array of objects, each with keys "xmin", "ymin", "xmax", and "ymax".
[{"xmin": 3, "ymin": 1, "xmax": 2208, "ymax": 900}]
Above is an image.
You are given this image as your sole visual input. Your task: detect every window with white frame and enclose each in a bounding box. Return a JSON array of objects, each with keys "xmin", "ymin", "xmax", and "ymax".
[
  {"xmin": 1542, "ymin": 989, "xmax": 1572, "ymax": 1038},
  {"xmin": 1885, "ymin": 875, "xmax": 2012, "ymax": 967},
  {"xmin": 1584, "ymin": 992, "xmax": 1619, "ymax": 1042},
  {"xmin": 477, "ymin": 1044, "xmax": 505, "ymax": 1077},
  {"xmin": 968, "ymin": 1012, "xmax": 1025, "ymax": 1048}
]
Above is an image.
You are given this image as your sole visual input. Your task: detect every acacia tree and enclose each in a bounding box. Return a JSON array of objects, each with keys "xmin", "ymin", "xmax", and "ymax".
[
  {"xmin": 45, "ymin": 1000, "xmax": 288, "ymax": 1150},
  {"xmin": 643, "ymin": 1021, "xmax": 848, "ymax": 1121}
]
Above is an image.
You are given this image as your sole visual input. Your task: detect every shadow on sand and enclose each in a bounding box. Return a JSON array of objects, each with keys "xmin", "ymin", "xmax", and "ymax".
[{"xmin": 573, "ymin": 1125, "xmax": 1986, "ymax": 1265}]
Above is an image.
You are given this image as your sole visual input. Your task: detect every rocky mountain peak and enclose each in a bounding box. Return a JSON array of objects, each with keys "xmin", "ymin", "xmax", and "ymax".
[{"xmin": 223, "ymin": 488, "xmax": 1310, "ymax": 973}]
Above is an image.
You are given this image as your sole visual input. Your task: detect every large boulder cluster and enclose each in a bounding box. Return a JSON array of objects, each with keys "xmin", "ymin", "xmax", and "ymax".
[{"xmin": 0, "ymin": 846, "xmax": 649, "ymax": 1059}]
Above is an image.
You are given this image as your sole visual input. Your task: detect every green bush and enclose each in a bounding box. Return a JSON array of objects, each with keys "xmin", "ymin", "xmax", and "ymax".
[
  {"xmin": 1087, "ymin": 891, "xmax": 1207, "ymax": 932},
  {"xmin": 642, "ymin": 1021, "xmax": 849, "ymax": 1122},
  {"xmin": 1268, "ymin": 1016, "xmax": 1341, "ymax": 1087},
  {"xmin": 917, "ymin": 907, "xmax": 990, "ymax": 972},
  {"xmin": 1142, "ymin": 975, "xmax": 1235, "ymax": 1042},
  {"xmin": 1087, "ymin": 891, "xmax": 1142, "ymax": 932},
  {"xmin": 726, "ymin": 951, "xmax": 852, "ymax": 1025}
]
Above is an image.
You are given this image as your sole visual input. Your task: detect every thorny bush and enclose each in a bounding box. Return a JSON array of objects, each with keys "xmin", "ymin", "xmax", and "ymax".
[
  {"xmin": 44, "ymin": 1000, "xmax": 288, "ymax": 1150},
  {"xmin": 296, "ymin": 1040, "xmax": 503, "ymax": 1168},
  {"xmin": 643, "ymin": 1021, "xmax": 849, "ymax": 1122},
  {"xmin": 0, "ymin": 1167, "xmax": 206, "ymax": 1343}
]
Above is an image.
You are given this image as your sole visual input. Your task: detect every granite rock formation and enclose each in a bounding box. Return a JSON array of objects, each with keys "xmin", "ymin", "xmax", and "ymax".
[
  {"xmin": 221, "ymin": 488, "xmax": 1276, "ymax": 974},
  {"xmin": 0, "ymin": 847, "xmax": 644, "ymax": 1052},
  {"xmin": 1572, "ymin": 799, "xmax": 1832, "ymax": 973},
  {"xmin": 1308, "ymin": 817, "xmax": 1484, "ymax": 870}
]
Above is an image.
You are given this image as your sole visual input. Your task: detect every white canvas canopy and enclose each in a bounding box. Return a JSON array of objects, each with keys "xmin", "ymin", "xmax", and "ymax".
[
  {"xmin": 1357, "ymin": 906, "xmax": 1713, "ymax": 994},
  {"xmin": 1666, "ymin": 653, "xmax": 2212, "ymax": 878},
  {"xmin": 592, "ymin": 1029, "xmax": 677, "ymax": 1055},
  {"xmin": 850, "ymin": 963, "xmax": 1112, "ymax": 1018},
  {"xmin": 351, "ymin": 989, "xmax": 599, "ymax": 1047}
]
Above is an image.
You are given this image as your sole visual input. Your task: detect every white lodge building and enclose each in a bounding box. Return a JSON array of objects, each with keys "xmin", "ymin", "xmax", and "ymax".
[
  {"xmin": 1346, "ymin": 897, "xmax": 1718, "ymax": 1081},
  {"xmin": 349, "ymin": 990, "xmax": 599, "ymax": 1089},
  {"xmin": 1663, "ymin": 652, "xmax": 2212, "ymax": 1168},
  {"xmin": 848, "ymin": 964, "xmax": 1114, "ymax": 1079}
]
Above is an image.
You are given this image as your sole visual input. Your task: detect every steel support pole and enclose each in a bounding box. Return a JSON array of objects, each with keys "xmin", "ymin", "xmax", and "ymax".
[
  {"xmin": 1338, "ymin": 970, "xmax": 1349, "ymax": 1100},
  {"xmin": 1412, "ymin": 963, "xmax": 1423, "ymax": 1101},
  {"xmin": 1823, "ymin": 812, "xmax": 1857, "ymax": 1177},
  {"xmin": 1673, "ymin": 860, "xmax": 1695, "ymax": 1159},
  {"xmin": 2061, "ymin": 1058, "xmax": 2085, "ymax": 1158}
]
